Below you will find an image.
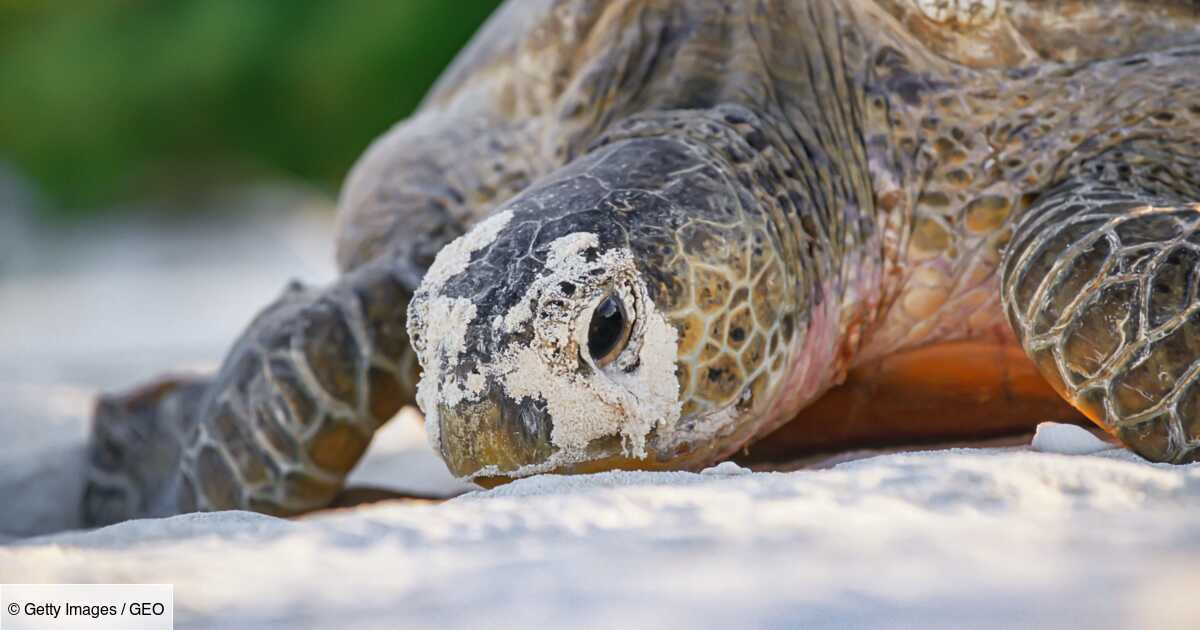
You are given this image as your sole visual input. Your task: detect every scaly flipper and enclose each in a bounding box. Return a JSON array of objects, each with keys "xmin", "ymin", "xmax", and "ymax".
[
  {"xmin": 1002, "ymin": 141, "xmax": 1200, "ymax": 463},
  {"xmin": 83, "ymin": 261, "xmax": 423, "ymax": 524}
]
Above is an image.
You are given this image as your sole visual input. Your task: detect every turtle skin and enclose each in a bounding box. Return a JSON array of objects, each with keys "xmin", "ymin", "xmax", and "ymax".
[{"xmin": 83, "ymin": 0, "xmax": 1200, "ymax": 525}]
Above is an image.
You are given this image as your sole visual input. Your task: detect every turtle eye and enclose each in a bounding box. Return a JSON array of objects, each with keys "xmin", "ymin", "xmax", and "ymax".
[{"xmin": 587, "ymin": 294, "xmax": 631, "ymax": 367}]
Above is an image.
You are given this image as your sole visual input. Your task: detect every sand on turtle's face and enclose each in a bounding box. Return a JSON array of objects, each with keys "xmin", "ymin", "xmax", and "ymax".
[
  {"xmin": 412, "ymin": 296, "xmax": 478, "ymax": 454},
  {"xmin": 408, "ymin": 211, "xmax": 513, "ymax": 454},
  {"xmin": 419, "ymin": 210, "xmax": 514, "ymax": 295},
  {"xmin": 494, "ymin": 232, "xmax": 681, "ymax": 464},
  {"xmin": 914, "ymin": 0, "xmax": 998, "ymax": 26},
  {"xmin": 410, "ymin": 227, "xmax": 683, "ymax": 479}
]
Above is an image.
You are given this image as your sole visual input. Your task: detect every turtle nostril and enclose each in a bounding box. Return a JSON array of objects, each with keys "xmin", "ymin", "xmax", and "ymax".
[{"xmin": 587, "ymin": 294, "xmax": 631, "ymax": 366}]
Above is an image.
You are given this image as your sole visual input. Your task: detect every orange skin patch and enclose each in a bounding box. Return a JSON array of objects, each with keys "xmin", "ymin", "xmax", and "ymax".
[{"xmin": 740, "ymin": 339, "xmax": 1088, "ymax": 463}]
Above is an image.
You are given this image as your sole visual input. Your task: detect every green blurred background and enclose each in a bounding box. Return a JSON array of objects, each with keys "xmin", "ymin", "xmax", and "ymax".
[{"xmin": 0, "ymin": 0, "xmax": 504, "ymax": 220}]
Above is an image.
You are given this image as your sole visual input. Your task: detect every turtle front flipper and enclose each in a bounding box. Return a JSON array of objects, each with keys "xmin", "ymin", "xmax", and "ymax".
[
  {"xmin": 1001, "ymin": 141, "xmax": 1200, "ymax": 463},
  {"xmin": 83, "ymin": 262, "xmax": 422, "ymax": 526}
]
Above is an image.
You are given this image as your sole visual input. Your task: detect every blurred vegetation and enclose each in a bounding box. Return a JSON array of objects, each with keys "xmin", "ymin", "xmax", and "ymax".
[{"xmin": 0, "ymin": 0, "xmax": 503, "ymax": 219}]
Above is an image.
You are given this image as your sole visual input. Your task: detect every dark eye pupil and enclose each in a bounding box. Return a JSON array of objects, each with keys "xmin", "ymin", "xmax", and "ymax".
[{"xmin": 587, "ymin": 296, "xmax": 625, "ymax": 361}]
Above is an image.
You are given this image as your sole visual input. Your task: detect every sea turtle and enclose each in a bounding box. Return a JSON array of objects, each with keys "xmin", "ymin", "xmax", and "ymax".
[{"xmin": 82, "ymin": 0, "xmax": 1200, "ymax": 525}]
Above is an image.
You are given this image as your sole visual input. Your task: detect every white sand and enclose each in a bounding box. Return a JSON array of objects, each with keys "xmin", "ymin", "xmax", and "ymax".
[
  {"xmin": 1032, "ymin": 421, "xmax": 1115, "ymax": 456},
  {"xmin": 6, "ymin": 437, "xmax": 1200, "ymax": 630}
]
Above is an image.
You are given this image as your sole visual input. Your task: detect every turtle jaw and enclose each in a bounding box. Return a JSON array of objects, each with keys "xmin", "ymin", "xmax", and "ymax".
[
  {"xmin": 431, "ymin": 367, "xmax": 688, "ymax": 484},
  {"xmin": 434, "ymin": 395, "xmax": 735, "ymax": 487},
  {"xmin": 433, "ymin": 390, "xmax": 555, "ymax": 482},
  {"xmin": 431, "ymin": 362, "xmax": 779, "ymax": 485}
]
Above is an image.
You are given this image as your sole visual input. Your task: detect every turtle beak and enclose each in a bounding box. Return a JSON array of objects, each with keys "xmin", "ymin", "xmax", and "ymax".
[
  {"xmin": 433, "ymin": 386, "xmax": 701, "ymax": 487},
  {"xmin": 434, "ymin": 388, "xmax": 555, "ymax": 484}
]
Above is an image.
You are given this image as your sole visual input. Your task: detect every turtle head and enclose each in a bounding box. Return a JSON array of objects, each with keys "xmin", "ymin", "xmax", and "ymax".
[
  {"xmin": 408, "ymin": 111, "xmax": 807, "ymax": 484},
  {"xmin": 408, "ymin": 215, "xmax": 683, "ymax": 484}
]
